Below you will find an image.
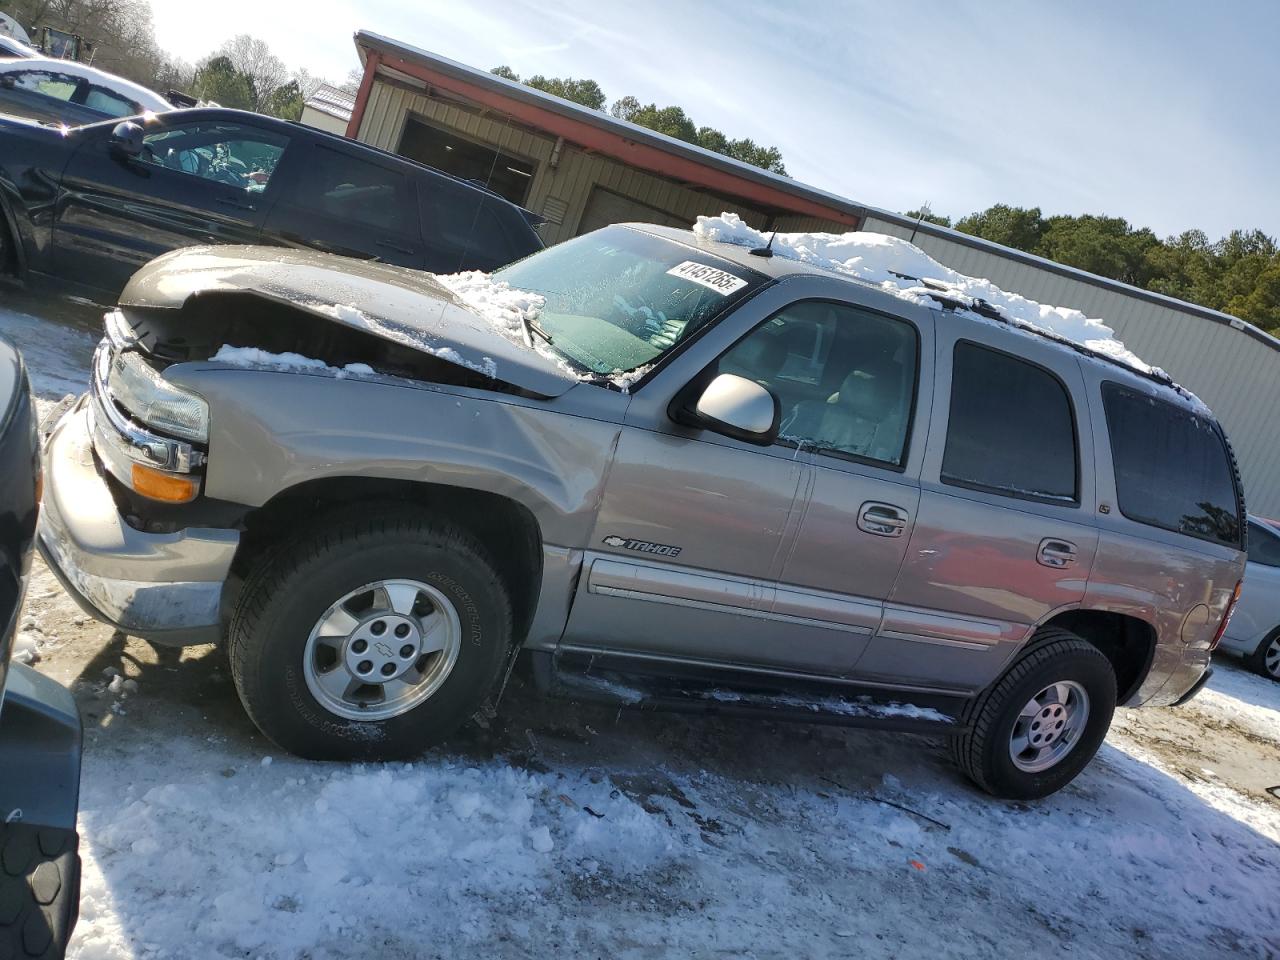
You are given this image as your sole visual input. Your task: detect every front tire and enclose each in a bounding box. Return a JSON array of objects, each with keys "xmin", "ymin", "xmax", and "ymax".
[
  {"xmin": 950, "ymin": 629, "xmax": 1117, "ymax": 800},
  {"xmin": 227, "ymin": 504, "xmax": 512, "ymax": 760},
  {"xmin": 1246, "ymin": 628, "xmax": 1280, "ymax": 682}
]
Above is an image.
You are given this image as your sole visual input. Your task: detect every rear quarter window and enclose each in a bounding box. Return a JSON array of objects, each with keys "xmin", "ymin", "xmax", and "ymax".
[{"xmin": 1102, "ymin": 382, "xmax": 1241, "ymax": 547}]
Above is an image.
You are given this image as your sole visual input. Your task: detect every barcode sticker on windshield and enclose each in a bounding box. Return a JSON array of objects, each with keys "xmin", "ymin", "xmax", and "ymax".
[{"xmin": 667, "ymin": 260, "xmax": 747, "ymax": 295}]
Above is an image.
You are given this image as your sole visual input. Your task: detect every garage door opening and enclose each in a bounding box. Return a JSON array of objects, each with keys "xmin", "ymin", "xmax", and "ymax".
[{"xmin": 398, "ymin": 116, "xmax": 536, "ymax": 206}]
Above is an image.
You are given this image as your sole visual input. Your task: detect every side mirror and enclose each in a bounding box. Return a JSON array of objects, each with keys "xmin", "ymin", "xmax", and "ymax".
[
  {"xmin": 694, "ymin": 373, "xmax": 779, "ymax": 446},
  {"xmin": 108, "ymin": 120, "xmax": 144, "ymax": 158}
]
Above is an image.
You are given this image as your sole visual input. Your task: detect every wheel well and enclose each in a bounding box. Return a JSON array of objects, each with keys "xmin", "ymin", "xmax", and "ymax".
[
  {"xmin": 1042, "ymin": 610, "xmax": 1156, "ymax": 703},
  {"xmin": 233, "ymin": 477, "xmax": 544, "ymax": 644}
]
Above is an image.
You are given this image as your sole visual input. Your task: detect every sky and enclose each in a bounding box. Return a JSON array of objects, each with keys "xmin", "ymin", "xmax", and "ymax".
[{"xmin": 148, "ymin": 0, "xmax": 1279, "ymax": 239}]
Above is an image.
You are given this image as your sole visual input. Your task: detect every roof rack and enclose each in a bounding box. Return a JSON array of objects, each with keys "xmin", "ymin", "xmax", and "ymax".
[{"xmin": 885, "ymin": 270, "xmax": 1196, "ymax": 401}]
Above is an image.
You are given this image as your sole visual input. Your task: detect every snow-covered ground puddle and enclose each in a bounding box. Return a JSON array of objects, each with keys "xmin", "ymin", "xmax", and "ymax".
[{"xmin": 4, "ymin": 297, "xmax": 1278, "ymax": 959}]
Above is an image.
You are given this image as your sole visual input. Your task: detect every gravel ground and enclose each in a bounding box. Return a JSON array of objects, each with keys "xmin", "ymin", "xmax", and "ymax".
[{"xmin": 4, "ymin": 290, "xmax": 1279, "ymax": 959}]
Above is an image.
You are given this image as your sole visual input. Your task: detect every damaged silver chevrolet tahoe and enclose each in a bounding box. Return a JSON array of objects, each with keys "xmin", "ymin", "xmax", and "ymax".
[{"xmin": 37, "ymin": 223, "xmax": 1247, "ymax": 799}]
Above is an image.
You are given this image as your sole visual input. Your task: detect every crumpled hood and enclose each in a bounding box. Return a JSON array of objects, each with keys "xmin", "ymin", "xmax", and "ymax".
[{"xmin": 118, "ymin": 245, "xmax": 579, "ymax": 397}]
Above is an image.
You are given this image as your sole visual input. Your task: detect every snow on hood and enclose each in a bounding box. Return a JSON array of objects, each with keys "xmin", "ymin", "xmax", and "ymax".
[
  {"xmin": 120, "ymin": 246, "xmax": 579, "ymax": 397},
  {"xmin": 693, "ymin": 213, "xmax": 1153, "ymax": 374}
]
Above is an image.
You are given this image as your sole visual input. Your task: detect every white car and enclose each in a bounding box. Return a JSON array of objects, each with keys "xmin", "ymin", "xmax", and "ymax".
[
  {"xmin": 0, "ymin": 35, "xmax": 37, "ymax": 59},
  {"xmin": 0, "ymin": 56, "xmax": 171, "ymax": 124},
  {"xmin": 1217, "ymin": 515, "xmax": 1280, "ymax": 680}
]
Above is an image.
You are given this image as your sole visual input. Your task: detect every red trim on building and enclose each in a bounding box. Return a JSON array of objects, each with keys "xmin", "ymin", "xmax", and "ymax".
[
  {"xmin": 369, "ymin": 53, "xmax": 859, "ymax": 227},
  {"xmin": 345, "ymin": 51, "xmax": 380, "ymax": 139}
]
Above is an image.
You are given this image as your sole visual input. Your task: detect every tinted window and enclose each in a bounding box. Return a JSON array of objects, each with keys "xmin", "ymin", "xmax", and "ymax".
[
  {"xmin": 719, "ymin": 301, "xmax": 917, "ymax": 466},
  {"xmin": 291, "ymin": 146, "xmax": 414, "ymax": 233},
  {"xmin": 1247, "ymin": 521, "xmax": 1280, "ymax": 566},
  {"xmin": 1103, "ymin": 383, "xmax": 1240, "ymax": 546},
  {"xmin": 942, "ymin": 341, "xmax": 1077, "ymax": 502},
  {"xmin": 83, "ymin": 85, "xmax": 137, "ymax": 116},
  {"xmin": 6, "ymin": 69, "xmax": 76, "ymax": 100},
  {"xmin": 141, "ymin": 122, "xmax": 287, "ymax": 192}
]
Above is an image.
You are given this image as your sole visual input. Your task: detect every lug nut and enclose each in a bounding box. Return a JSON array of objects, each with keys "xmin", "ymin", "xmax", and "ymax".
[
  {"xmin": 395, "ymin": 623, "xmax": 411, "ymax": 639},
  {"xmin": 357, "ymin": 660, "xmax": 373, "ymax": 675},
  {"xmin": 371, "ymin": 620, "xmax": 387, "ymax": 636},
  {"xmin": 400, "ymin": 644, "xmax": 415, "ymax": 658},
  {"xmin": 381, "ymin": 663, "xmax": 396, "ymax": 677},
  {"xmin": 351, "ymin": 639, "xmax": 368, "ymax": 654}
]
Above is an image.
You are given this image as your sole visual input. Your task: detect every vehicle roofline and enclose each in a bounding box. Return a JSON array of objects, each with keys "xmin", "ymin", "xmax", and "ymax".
[{"xmin": 623, "ymin": 222, "xmax": 1211, "ymax": 416}]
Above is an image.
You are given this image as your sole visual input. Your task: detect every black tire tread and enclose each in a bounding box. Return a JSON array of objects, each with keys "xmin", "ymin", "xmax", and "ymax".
[
  {"xmin": 1246, "ymin": 627, "xmax": 1280, "ymax": 682},
  {"xmin": 0, "ymin": 822, "xmax": 79, "ymax": 960},
  {"xmin": 949, "ymin": 628, "xmax": 1114, "ymax": 796},
  {"xmin": 227, "ymin": 502, "xmax": 512, "ymax": 755}
]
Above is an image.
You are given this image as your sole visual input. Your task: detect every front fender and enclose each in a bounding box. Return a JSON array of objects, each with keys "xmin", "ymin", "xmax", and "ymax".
[{"xmin": 170, "ymin": 366, "xmax": 622, "ymax": 549}]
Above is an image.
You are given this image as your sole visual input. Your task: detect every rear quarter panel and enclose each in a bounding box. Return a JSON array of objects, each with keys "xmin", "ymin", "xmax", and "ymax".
[{"xmin": 1078, "ymin": 357, "xmax": 1246, "ymax": 705}]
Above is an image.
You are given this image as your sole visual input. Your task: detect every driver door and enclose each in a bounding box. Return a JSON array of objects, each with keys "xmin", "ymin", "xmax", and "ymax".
[{"xmin": 54, "ymin": 118, "xmax": 293, "ymax": 294}]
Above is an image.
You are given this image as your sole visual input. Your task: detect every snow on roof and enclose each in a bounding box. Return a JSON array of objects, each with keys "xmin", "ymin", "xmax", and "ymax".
[
  {"xmin": 303, "ymin": 82, "xmax": 354, "ymax": 122},
  {"xmin": 693, "ymin": 212, "xmax": 1154, "ymax": 375}
]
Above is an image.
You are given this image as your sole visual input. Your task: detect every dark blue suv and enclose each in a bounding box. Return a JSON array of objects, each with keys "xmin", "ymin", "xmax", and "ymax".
[{"xmin": 0, "ymin": 107, "xmax": 544, "ymax": 301}]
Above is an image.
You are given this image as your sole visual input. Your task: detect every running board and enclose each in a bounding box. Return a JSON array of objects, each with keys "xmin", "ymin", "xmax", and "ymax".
[{"xmin": 531, "ymin": 651, "xmax": 968, "ymax": 735}]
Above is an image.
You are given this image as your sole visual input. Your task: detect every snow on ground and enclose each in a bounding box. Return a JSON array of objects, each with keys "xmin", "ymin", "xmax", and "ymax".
[
  {"xmin": 693, "ymin": 212, "xmax": 1154, "ymax": 373},
  {"xmin": 4, "ymin": 296, "xmax": 1280, "ymax": 959}
]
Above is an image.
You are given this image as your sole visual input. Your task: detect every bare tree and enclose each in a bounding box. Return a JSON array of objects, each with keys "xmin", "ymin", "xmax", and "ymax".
[{"xmin": 217, "ymin": 33, "xmax": 287, "ymax": 112}]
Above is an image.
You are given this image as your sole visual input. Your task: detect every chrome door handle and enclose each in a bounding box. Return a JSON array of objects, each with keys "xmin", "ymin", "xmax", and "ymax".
[
  {"xmin": 1038, "ymin": 538, "xmax": 1078, "ymax": 568},
  {"xmin": 858, "ymin": 502, "xmax": 908, "ymax": 538}
]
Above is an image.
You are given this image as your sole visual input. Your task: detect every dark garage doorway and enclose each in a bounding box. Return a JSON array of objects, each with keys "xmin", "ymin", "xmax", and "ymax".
[{"xmin": 398, "ymin": 116, "xmax": 536, "ymax": 206}]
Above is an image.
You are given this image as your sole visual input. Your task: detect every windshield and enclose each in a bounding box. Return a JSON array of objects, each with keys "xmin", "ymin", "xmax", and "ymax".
[{"xmin": 494, "ymin": 225, "xmax": 766, "ymax": 375}]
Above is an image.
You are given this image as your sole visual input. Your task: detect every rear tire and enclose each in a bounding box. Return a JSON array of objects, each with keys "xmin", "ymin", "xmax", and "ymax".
[
  {"xmin": 1246, "ymin": 628, "xmax": 1280, "ymax": 682},
  {"xmin": 227, "ymin": 504, "xmax": 513, "ymax": 760},
  {"xmin": 950, "ymin": 628, "xmax": 1117, "ymax": 800}
]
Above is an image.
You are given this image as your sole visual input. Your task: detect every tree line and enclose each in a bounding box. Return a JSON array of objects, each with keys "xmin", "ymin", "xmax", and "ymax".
[
  {"xmin": 905, "ymin": 204, "xmax": 1280, "ymax": 333},
  {"xmin": 489, "ymin": 66, "xmax": 787, "ymax": 175}
]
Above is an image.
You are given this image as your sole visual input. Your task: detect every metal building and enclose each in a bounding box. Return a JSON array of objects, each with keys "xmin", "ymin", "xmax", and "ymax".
[{"xmin": 346, "ymin": 30, "xmax": 1280, "ymax": 514}]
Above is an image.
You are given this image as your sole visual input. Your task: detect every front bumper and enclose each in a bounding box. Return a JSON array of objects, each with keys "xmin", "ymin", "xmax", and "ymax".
[
  {"xmin": 36, "ymin": 399, "xmax": 238, "ymax": 646},
  {"xmin": 0, "ymin": 663, "xmax": 82, "ymax": 959}
]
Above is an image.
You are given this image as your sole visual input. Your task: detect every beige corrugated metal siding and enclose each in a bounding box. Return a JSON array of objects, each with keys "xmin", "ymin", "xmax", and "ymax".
[
  {"xmin": 864, "ymin": 215, "xmax": 1280, "ymax": 515},
  {"xmin": 355, "ymin": 77, "xmax": 848, "ymax": 244}
]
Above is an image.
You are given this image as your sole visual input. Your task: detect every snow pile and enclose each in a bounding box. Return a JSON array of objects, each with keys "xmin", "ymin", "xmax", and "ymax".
[
  {"xmin": 71, "ymin": 760, "xmax": 675, "ymax": 957},
  {"xmin": 312, "ymin": 301, "xmax": 501, "ymax": 379},
  {"xmin": 434, "ymin": 270, "xmax": 546, "ymax": 345},
  {"xmin": 693, "ymin": 213, "xmax": 1152, "ymax": 373},
  {"xmin": 211, "ymin": 345, "xmax": 375, "ymax": 378}
]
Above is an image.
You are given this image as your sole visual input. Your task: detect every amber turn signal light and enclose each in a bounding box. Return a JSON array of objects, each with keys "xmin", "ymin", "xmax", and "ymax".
[{"xmin": 131, "ymin": 463, "xmax": 198, "ymax": 503}]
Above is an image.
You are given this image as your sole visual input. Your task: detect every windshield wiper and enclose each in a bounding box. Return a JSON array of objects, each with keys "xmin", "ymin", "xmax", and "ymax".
[{"xmin": 527, "ymin": 318, "xmax": 555, "ymax": 345}]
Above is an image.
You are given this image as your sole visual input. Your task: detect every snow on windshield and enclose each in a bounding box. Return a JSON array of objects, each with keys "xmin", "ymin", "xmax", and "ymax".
[{"xmin": 693, "ymin": 212, "xmax": 1153, "ymax": 374}]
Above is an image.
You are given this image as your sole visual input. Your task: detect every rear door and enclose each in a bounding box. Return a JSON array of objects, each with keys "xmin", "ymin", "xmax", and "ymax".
[
  {"xmin": 862, "ymin": 323, "xmax": 1100, "ymax": 692},
  {"xmin": 54, "ymin": 117, "xmax": 290, "ymax": 293},
  {"xmin": 262, "ymin": 141, "xmax": 426, "ymax": 268}
]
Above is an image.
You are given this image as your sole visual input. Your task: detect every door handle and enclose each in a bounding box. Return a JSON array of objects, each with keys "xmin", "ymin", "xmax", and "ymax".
[
  {"xmin": 375, "ymin": 239, "xmax": 416, "ymax": 255},
  {"xmin": 216, "ymin": 197, "xmax": 256, "ymax": 211},
  {"xmin": 1037, "ymin": 538, "xmax": 1078, "ymax": 568},
  {"xmin": 858, "ymin": 502, "xmax": 909, "ymax": 538}
]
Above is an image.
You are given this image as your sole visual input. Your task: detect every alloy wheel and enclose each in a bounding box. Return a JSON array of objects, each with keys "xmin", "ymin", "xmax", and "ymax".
[{"xmin": 302, "ymin": 578, "xmax": 461, "ymax": 721}]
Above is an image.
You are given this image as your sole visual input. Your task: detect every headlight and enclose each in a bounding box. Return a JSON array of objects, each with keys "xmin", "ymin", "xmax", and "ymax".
[{"xmin": 107, "ymin": 350, "xmax": 209, "ymax": 443}]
